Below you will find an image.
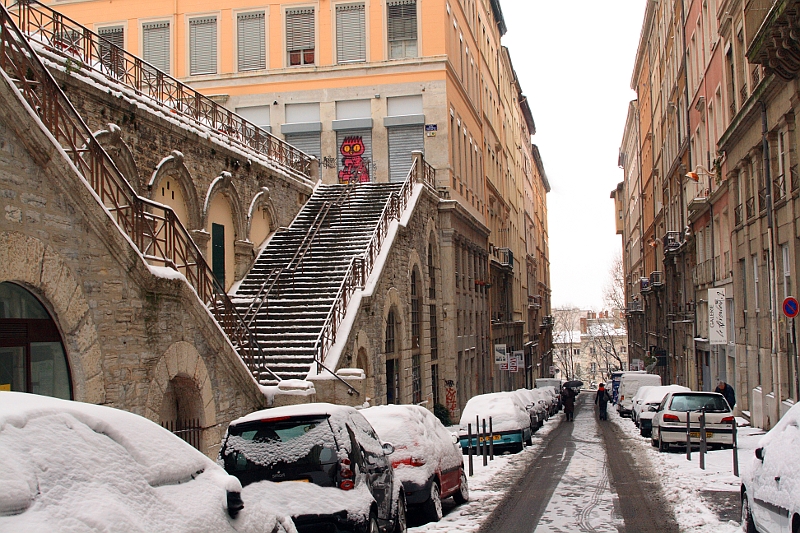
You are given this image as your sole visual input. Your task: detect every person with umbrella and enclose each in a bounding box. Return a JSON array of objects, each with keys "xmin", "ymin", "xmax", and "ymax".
[
  {"xmin": 595, "ymin": 383, "xmax": 612, "ymax": 420},
  {"xmin": 561, "ymin": 380, "xmax": 581, "ymax": 422}
]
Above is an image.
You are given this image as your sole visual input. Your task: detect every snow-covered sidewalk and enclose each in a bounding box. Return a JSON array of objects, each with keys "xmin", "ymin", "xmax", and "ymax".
[
  {"xmin": 409, "ymin": 415, "xmax": 563, "ymax": 532},
  {"xmin": 609, "ymin": 407, "xmax": 765, "ymax": 532}
]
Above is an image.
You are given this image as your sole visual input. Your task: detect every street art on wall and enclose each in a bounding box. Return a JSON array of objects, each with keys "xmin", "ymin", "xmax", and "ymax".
[{"xmin": 338, "ymin": 136, "xmax": 370, "ymax": 183}]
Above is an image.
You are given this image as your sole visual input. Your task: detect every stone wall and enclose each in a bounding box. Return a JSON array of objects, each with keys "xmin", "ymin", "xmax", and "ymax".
[{"xmin": 0, "ymin": 67, "xmax": 269, "ymax": 457}]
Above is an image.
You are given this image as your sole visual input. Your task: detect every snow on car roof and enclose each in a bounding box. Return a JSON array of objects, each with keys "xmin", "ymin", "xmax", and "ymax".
[
  {"xmin": 458, "ymin": 392, "xmax": 530, "ymax": 432},
  {"xmin": 0, "ymin": 392, "xmax": 292, "ymax": 533},
  {"xmin": 360, "ymin": 405, "xmax": 462, "ymax": 486},
  {"xmin": 231, "ymin": 402, "xmax": 358, "ymax": 427},
  {"xmin": 640, "ymin": 385, "xmax": 691, "ymax": 404}
]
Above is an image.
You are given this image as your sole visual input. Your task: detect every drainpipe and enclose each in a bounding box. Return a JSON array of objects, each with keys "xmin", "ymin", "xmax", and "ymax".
[{"xmin": 761, "ymin": 100, "xmax": 782, "ymax": 426}]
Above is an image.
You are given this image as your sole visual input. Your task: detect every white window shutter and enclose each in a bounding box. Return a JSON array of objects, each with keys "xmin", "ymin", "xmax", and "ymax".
[
  {"xmin": 190, "ymin": 17, "xmax": 217, "ymax": 75},
  {"xmin": 286, "ymin": 8, "xmax": 315, "ymax": 52},
  {"xmin": 142, "ymin": 21, "xmax": 170, "ymax": 73},
  {"xmin": 336, "ymin": 4, "xmax": 365, "ymax": 63},
  {"xmin": 237, "ymin": 12, "xmax": 266, "ymax": 71}
]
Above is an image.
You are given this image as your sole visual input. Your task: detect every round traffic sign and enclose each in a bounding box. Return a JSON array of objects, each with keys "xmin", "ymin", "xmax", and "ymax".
[{"xmin": 783, "ymin": 296, "xmax": 799, "ymax": 318}]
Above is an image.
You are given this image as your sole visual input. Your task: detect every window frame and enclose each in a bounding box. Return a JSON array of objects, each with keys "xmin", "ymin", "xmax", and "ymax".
[
  {"xmin": 235, "ymin": 9, "xmax": 267, "ymax": 72},
  {"xmin": 285, "ymin": 6, "xmax": 316, "ymax": 67},
  {"xmin": 140, "ymin": 18, "xmax": 173, "ymax": 74},
  {"xmin": 187, "ymin": 13, "xmax": 219, "ymax": 76},
  {"xmin": 335, "ymin": 2, "xmax": 367, "ymax": 64},
  {"xmin": 386, "ymin": 0, "xmax": 419, "ymax": 60}
]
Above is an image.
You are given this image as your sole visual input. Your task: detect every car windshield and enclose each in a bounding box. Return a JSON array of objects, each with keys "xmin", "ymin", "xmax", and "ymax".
[
  {"xmin": 220, "ymin": 415, "xmax": 340, "ymax": 487},
  {"xmin": 668, "ymin": 394, "xmax": 729, "ymax": 413}
]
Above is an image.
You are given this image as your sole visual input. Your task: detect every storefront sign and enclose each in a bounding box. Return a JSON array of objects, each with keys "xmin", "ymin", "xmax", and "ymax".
[{"xmin": 709, "ymin": 287, "xmax": 727, "ymax": 345}]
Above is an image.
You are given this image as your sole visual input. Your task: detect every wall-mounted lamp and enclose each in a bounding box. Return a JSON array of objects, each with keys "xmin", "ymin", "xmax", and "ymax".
[{"xmin": 685, "ymin": 165, "xmax": 715, "ymax": 182}]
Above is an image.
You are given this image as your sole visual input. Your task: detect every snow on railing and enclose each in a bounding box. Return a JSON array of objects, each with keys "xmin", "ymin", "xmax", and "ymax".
[
  {"xmin": 0, "ymin": 2, "xmax": 281, "ymax": 384},
  {"xmin": 3, "ymin": 0, "xmax": 314, "ymax": 182}
]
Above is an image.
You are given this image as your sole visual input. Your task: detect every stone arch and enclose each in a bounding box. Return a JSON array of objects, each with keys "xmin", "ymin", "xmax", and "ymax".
[
  {"xmin": 203, "ymin": 173, "xmax": 247, "ymax": 290},
  {"xmin": 203, "ymin": 172, "xmax": 247, "ymax": 240},
  {"xmin": 147, "ymin": 150, "xmax": 203, "ymax": 231},
  {"xmin": 247, "ymin": 187, "xmax": 278, "ymax": 250},
  {"xmin": 0, "ymin": 231, "xmax": 104, "ymax": 404},
  {"xmin": 382, "ymin": 288, "xmax": 406, "ymax": 404},
  {"xmin": 94, "ymin": 124, "xmax": 141, "ymax": 193},
  {"xmin": 353, "ymin": 329, "xmax": 373, "ymax": 402},
  {"xmin": 145, "ymin": 341, "xmax": 218, "ymax": 458},
  {"xmin": 425, "ymin": 218, "xmax": 441, "ymax": 297}
]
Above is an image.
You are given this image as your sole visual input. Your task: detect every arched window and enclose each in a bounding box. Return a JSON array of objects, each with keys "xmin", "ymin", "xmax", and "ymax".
[
  {"xmin": 0, "ymin": 282, "xmax": 71, "ymax": 399},
  {"xmin": 410, "ymin": 269, "xmax": 420, "ymax": 349},
  {"xmin": 385, "ymin": 308, "xmax": 399, "ymax": 404}
]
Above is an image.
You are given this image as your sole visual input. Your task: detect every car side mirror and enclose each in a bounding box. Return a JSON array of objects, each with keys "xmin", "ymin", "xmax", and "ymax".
[
  {"xmin": 755, "ymin": 447, "xmax": 764, "ymax": 461},
  {"xmin": 382, "ymin": 442, "xmax": 395, "ymax": 455},
  {"xmin": 451, "ymin": 433, "xmax": 459, "ymax": 445}
]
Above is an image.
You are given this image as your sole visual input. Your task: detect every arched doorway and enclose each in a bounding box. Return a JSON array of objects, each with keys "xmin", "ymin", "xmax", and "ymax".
[
  {"xmin": 0, "ymin": 282, "xmax": 72, "ymax": 399},
  {"xmin": 159, "ymin": 375, "xmax": 205, "ymax": 450}
]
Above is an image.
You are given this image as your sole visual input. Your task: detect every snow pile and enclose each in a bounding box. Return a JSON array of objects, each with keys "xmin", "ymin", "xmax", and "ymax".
[
  {"xmin": 457, "ymin": 392, "xmax": 530, "ymax": 433},
  {"xmin": 361, "ymin": 405, "xmax": 462, "ymax": 487},
  {"xmin": 743, "ymin": 401, "xmax": 800, "ymax": 514},
  {"xmin": 0, "ymin": 392, "xmax": 294, "ymax": 533}
]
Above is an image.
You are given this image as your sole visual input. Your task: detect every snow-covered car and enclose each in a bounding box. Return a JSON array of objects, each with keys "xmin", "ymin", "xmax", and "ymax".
[
  {"xmin": 617, "ymin": 373, "xmax": 661, "ymax": 417},
  {"xmin": 650, "ymin": 392, "xmax": 735, "ymax": 452},
  {"xmin": 512, "ymin": 389, "xmax": 545, "ymax": 431},
  {"xmin": 458, "ymin": 392, "xmax": 532, "ymax": 453},
  {"xmin": 0, "ymin": 392, "xmax": 295, "ymax": 533},
  {"xmin": 635, "ymin": 385, "xmax": 690, "ymax": 437},
  {"xmin": 630, "ymin": 385, "xmax": 657, "ymax": 425},
  {"xmin": 218, "ymin": 403, "xmax": 407, "ymax": 533},
  {"xmin": 361, "ymin": 405, "xmax": 468, "ymax": 523},
  {"xmin": 741, "ymin": 401, "xmax": 800, "ymax": 533}
]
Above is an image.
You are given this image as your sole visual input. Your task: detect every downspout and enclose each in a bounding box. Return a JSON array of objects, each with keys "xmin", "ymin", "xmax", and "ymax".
[
  {"xmin": 680, "ymin": 0, "xmax": 691, "ymax": 387},
  {"xmin": 761, "ymin": 100, "xmax": 782, "ymax": 426}
]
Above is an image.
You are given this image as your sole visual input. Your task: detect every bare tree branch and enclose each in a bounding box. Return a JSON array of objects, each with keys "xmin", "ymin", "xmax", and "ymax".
[
  {"xmin": 553, "ymin": 306, "xmax": 582, "ymax": 380},
  {"xmin": 603, "ymin": 253, "xmax": 626, "ymax": 311}
]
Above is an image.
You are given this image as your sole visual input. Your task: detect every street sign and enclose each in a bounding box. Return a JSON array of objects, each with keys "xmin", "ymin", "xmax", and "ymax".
[{"xmin": 783, "ymin": 296, "xmax": 800, "ymax": 318}]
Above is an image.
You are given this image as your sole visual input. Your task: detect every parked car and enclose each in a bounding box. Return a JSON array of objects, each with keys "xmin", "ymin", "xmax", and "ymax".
[
  {"xmin": 219, "ymin": 403, "xmax": 407, "ymax": 533},
  {"xmin": 512, "ymin": 388, "xmax": 545, "ymax": 431},
  {"xmin": 630, "ymin": 385, "xmax": 657, "ymax": 426},
  {"xmin": 535, "ymin": 379, "xmax": 563, "ymax": 411},
  {"xmin": 741, "ymin": 401, "xmax": 800, "ymax": 533},
  {"xmin": 458, "ymin": 392, "xmax": 532, "ymax": 453},
  {"xmin": 361, "ymin": 405, "xmax": 468, "ymax": 524},
  {"xmin": 634, "ymin": 385, "xmax": 691, "ymax": 437},
  {"xmin": 0, "ymin": 392, "xmax": 294, "ymax": 533},
  {"xmin": 611, "ymin": 370, "xmax": 645, "ymax": 404},
  {"xmin": 618, "ymin": 373, "xmax": 661, "ymax": 417},
  {"xmin": 650, "ymin": 392, "xmax": 735, "ymax": 452}
]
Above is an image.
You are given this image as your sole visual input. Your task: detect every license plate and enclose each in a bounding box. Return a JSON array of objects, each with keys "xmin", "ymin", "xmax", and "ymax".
[
  {"xmin": 278, "ymin": 479, "xmax": 309, "ymax": 483},
  {"xmin": 479, "ymin": 435, "xmax": 502, "ymax": 443},
  {"xmin": 689, "ymin": 432, "xmax": 713, "ymax": 439}
]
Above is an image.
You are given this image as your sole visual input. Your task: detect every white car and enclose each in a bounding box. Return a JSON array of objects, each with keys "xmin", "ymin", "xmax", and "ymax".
[
  {"xmin": 634, "ymin": 385, "xmax": 691, "ymax": 437},
  {"xmin": 361, "ymin": 404, "xmax": 468, "ymax": 524},
  {"xmin": 651, "ymin": 391, "xmax": 735, "ymax": 451},
  {"xmin": 741, "ymin": 402, "xmax": 800, "ymax": 533},
  {"xmin": 0, "ymin": 392, "xmax": 295, "ymax": 533},
  {"xmin": 630, "ymin": 385, "xmax": 657, "ymax": 425}
]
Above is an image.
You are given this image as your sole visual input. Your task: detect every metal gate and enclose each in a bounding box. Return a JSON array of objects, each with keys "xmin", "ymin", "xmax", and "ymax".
[{"xmin": 388, "ymin": 125, "xmax": 424, "ymax": 182}]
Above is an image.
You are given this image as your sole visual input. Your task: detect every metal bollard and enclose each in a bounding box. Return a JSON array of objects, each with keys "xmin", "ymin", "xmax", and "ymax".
[
  {"xmin": 482, "ymin": 419, "xmax": 488, "ymax": 466},
  {"xmin": 686, "ymin": 410, "xmax": 692, "ymax": 460},
  {"xmin": 489, "ymin": 416, "xmax": 494, "ymax": 460},
  {"xmin": 699, "ymin": 408, "xmax": 706, "ymax": 470},
  {"xmin": 732, "ymin": 419, "xmax": 739, "ymax": 477},
  {"xmin": 476, "ymin": 415, "xmax": 482, "ymax": 459},
  {"xmin": 467, "ymin": 423, "xmax": 474, "ymax": 476}
]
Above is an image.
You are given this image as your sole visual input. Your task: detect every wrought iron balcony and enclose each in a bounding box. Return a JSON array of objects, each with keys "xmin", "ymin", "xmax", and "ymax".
[
  {"xmin": 735, "ymin": 204, "xmax": 744, "ymax": 226},
  {"xmin": 541, "ymin": 315, "xmax": 554, "ymax": 328},
  {"xmin": 528, "ymin": 294, "xmax": 542, "ymax": 309},
  {"xmin": 649, "ymin": 271, "xmax": 664, "ymax": 288},
  {"xmin": 492, "ymin": 247, "xmax": 513, "ymax": 269},
  {"xmin": 663, "ymin": 231, "xmax": 682, "ymax": 253},
  {"xmin": 626, "ymin": 300, "xmax": 643, "ymax": 314}
]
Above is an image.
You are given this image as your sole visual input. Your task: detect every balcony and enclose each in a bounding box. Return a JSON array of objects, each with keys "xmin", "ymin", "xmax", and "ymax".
[
  {"xmin": 759, "ymin": 186, "xmax": 768, "ymax": 212},
  {"xmin": 774, "ymin": 174, "xmax": 787, "ymax": 202},
  {"xmin": 663, "ymin": 231, "xmax": 682, "ymax": 253},
  {"xmin": 640, "ymin": 276, "xmax": 652, "ymax": 292},
  {"xmin": 688, "ymin": 190, "xmax": 709, "ymax": 212},
  {"xmin": 626, "ymin": 300, "xmax": 643, "ymax": 314},
  {"xmin": 735, "ymin": 204, "xmax": 744, "ymax": 226},
  {"xmin": 746, "ymin": 196, "xmax": 756, "ymax": 219},
  {"xmin": 693, "ymin": 259, "xmax": 713, "ymax": 286},
  {"xmin": 541, "ymin": 315, "xmax": 554, "ymax": 328},
  {"xmin": 747, "ymin": 0, "xmax": 800, "ymax": 81},
  {"xmin": 649, "ymin": 271, "xmax": 664, "ymax": 288},
  {"xmin": 492, "ymin": 247, "xmax": 513, "ymax": 269},
  {"xmin": 528, "ymin": 294, "xmax": 542, "ymax": 309}
]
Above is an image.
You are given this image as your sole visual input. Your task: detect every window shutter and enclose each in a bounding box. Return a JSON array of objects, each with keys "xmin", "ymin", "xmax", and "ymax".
[
  {"xmin": 237, "ymin": 12, "xmax": 266, "ymax": 71},
  {"xmin": 285, "ymin": 132, "xmax": 321, "ymax": 160},
  {"xmin": 286, "ymin": 8, "xmax": 315, "ymax": 52},
  {"xmin": 388, "ymin": 125, "xmax": 424, "ymax": 182},
  {"xmin": 336, "ymin": 4, "xmax": 365, "ymax": 63},
  {"xmin": 98, "ymin": 26, "xmax": 124, "ymax": 77},
  {"xmin": 142, "ymin": 21, "xmax": 170, "ymax": 73},
  {"xmin": 387, "ymin": 0, "xmax": 417, "ymax": 42},
  {"xmin": 189, "ymin": 17, "xmax": 217, "ymax": 75}
]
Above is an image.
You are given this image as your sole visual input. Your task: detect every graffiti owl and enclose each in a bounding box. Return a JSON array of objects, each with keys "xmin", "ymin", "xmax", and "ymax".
[{"xmin": 338, "ymin": 135, "xmax": 370, "ymax": 183}]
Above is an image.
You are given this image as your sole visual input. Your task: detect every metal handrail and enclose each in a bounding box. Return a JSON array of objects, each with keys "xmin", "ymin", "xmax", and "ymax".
[
  {"xmin": 4, "ymin": 0, "xmax": 314, "ymax": 181},
  {"xmin": 0, "ymin": 2, "xmax": 280, "ymax": 383}
]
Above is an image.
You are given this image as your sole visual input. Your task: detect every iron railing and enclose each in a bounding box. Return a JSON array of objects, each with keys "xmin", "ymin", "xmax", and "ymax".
[
  {"xmin": 758, "ymin": 186, "xmax": 768, "ymax": 212},
  {"xmin": 663, "ymin": 231, "xmax": 681, "ymax": 251},
  {"xmin": 746, "ymin": 196, "xmax": 756, "ymax": 219},
  {"xmin": 792, "ymin": 165, "xmax": 799, "ymax": 191},
  {"xmin": 734, "ymin": 204, "xmax": 744, "ymax": 226},
  {"xmin": 3, "ymin": 0, "xmax": 314, "ymax": 181},
  {"xmin": 162, "ymin": 419, "xmax": 202, "ymax": 451},
  {"xmin": 0, "ymin": 2, "xmax": 280, "ymax": 384},
  {"xmin": 774, "ymin": 173, "xmax": 786, "ymax": 201}
]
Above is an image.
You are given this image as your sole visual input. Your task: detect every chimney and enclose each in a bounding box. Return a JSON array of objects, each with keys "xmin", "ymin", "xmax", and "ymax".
[{"xmin": 580, "ymin": 318, "xmax": 587, "ymax": 334}]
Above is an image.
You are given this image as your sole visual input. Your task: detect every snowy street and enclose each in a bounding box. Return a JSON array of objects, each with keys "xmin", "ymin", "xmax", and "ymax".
[{"xmin": 410, "ymin": 391, "xmax": 764, "ymax": 533}]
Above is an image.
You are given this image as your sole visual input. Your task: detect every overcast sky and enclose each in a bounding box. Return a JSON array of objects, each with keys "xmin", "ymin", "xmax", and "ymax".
[{"xmin": 501, "ymin": 1, "xmax": 647, "ymax": 310}]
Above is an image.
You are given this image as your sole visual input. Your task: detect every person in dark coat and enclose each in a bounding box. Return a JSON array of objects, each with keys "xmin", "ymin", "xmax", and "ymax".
[
  {"xmin": 562, "ymin": 386, "xmax": 576, "ymax": 421},
  {"xmin": 714, "ymin": 380, "xmax": 736, "ymax": 409},
  {"xmin": 595, "ymin": 383, "xmax": 612, "ymax": 420}
]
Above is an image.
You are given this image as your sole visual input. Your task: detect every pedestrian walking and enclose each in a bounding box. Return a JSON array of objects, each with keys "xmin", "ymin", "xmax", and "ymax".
[
  {"xmin": 562, "ymin": 386, "xmax": 576, "ymax": 422},
  {"xmin": 714, "ymin": 380, "xmax": 736, "ymax": 409},
  {"xmin": 595, "ymin": 383, "xmax": 611, "ymax": 420}
]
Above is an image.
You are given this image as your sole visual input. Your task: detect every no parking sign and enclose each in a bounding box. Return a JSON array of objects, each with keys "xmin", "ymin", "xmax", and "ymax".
[{"xmin": 783, "ymin": 296, "xmax": 799, "ymax": 319}]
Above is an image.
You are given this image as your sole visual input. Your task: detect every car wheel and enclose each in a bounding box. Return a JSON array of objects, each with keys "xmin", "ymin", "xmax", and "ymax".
[
  {"xmin": 741, "ymin": 491, "xmax": 757, "ymax": 533},
  {"xmin": 394, "ymin": 492, "xmax": 407, "ymax": 533},
  {"xmin": 365, "ymin": 510, "xmax": 380, "ymax": 533},
  {"xmin": 453, "ymin": 469, "xmax": 470, "ymax": 504},
  {"xmin": 422, "ymin": 481, "xmax": 443, "ymax": 523},
  {"xmin": 526, "ymin": 433, "xmax": 533, "ymax": 446},
  {"xmin": 658, "ymin": 432, "xmax": 669, "ymax": 452}
]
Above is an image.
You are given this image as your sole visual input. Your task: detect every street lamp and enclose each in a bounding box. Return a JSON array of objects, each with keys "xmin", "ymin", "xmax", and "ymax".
[{"xmin": 685, "ymin": 165, "xmax": 716, "ymax": 182}]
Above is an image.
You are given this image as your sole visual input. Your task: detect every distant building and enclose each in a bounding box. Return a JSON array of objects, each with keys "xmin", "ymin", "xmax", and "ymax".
[{"xmin": 552, "ymin": 310, "xmax": 628, "ymax": 385}]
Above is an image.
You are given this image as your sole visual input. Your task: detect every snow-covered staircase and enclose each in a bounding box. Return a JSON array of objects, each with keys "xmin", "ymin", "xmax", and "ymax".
[{"xmin": 235, "ymin": 182, "xmax": 404, "ymax": 384}]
